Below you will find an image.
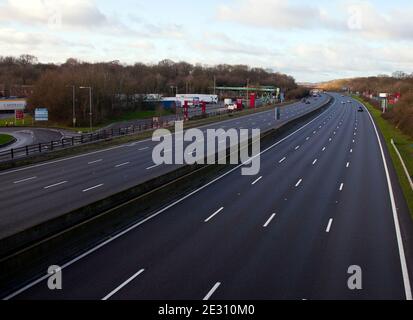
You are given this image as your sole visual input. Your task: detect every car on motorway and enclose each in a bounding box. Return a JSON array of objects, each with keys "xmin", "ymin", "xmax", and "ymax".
[
  {"xmin": 348, "ymin": 100, "xmax": 352, "ymax": 103},
  {"xmin": 358, "ymin": 106, "xmax": 364, "ymax": 112}
]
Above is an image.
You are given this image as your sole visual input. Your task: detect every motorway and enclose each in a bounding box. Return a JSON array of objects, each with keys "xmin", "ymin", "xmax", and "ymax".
[
  {"xmin": 0, "ymin": 96, "xmax": 328, "ymax": 240},
  {"xmin": 3, "ymin": 93, "xmax": 413, "ymax": 300}
]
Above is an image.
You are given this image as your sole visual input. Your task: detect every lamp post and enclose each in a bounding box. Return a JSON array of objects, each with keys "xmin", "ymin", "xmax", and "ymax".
[
  {"xmin": 170, "ymin": 86, "xmax": 178, "ymax": 96},
  {"xmin": 66, "ymin": 85, "xmax": 76, "ymax": 127},
  {"xmin": 80, "ymin": 86, "xmax": 93, "ymax": 132}
]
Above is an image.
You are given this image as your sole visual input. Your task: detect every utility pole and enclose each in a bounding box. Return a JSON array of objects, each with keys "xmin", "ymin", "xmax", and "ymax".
[
  {"xmin": 213, "ymin": 76, "xmax": 216, "ymax": 95},
  {"xmin": 171, "ymin": 86, "xmax": 178, "ymax": 96},
  {"xmin": 66, "ymin": 85, "xmax": 76, "ymax": 127},
  {"xmin": 247, "ymin": 78, "xmax": 250, "ymax": 99},
  {"xmin": 80, "ymin": 86, "xmax": 93, "ymax": 132}
]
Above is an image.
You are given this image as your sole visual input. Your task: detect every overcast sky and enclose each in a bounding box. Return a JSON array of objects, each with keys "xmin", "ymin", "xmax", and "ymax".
[{"xmin": 0, "ymin": 0, "xmax": 412, "ymax": 82}]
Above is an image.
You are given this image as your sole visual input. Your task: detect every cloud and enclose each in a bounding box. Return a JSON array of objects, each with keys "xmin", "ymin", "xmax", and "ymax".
[
  {"xmin": 0, "ymin": 0, "xmax": 108, "ymax": 29},
  {"xmin": 217, "ymin": 0, "xmax": 413, "ymax": 41},
  {"xmin": 217, "ymin": 0, "xmax": 331, "ymax": 30},
  {"xmin": 192, "ymin": 32, "xmax": 274, "ymax": 56},
  {"xmin": 343, "ymin": 2, "xmax": 413, "ymax": 40}
]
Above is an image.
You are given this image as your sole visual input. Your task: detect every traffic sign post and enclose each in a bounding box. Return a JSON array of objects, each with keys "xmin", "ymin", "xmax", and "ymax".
[
  {"xmin": 35, "ymin": 108, "xmax": 49, "ymax": 121},
  {"xmin": 379, "ymin": 93, "xmax": 388, "ymax": 113},
  {"xmin": 15, "ymin": 110, "xmax": 24, "ymax": 125}
]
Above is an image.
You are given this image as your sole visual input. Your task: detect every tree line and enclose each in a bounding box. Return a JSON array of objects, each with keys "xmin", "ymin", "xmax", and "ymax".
[{"xmin": 0, "ymin": 55, "xmax": 304, "ymax": 126}]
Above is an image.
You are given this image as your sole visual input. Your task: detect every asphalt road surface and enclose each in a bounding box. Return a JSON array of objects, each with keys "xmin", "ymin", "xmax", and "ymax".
[
  {"xmin": 3, "ymin": 93, "xmax": 412, "ymax": 300},
  {"xmin": 0, "ymin": 96, "xmax": 328, "ymax": 240},
  {"xmin": 0, "ymin": 127, "xmax": 69, "ymax": 151}
]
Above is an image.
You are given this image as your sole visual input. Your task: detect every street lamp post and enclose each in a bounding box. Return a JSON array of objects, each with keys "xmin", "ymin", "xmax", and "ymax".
[
  {"xmin": 66, "ymin": 85, "xmax": 76, "ymax": 127},
  {"xmin": 170, "ymin": 86, "xmax": 178, "ymax": 96},
  {"xmin": 80, "ymin": 86, "xmax": 93, "ymax": 132}
]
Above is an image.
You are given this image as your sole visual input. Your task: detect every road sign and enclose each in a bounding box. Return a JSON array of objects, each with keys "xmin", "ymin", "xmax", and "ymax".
[
  {"xmin": 15, "ymin": 110, "xmax": 24, "ymax": 120},
  {"xmin": 35, "ymin": 108, "xmax": 49, "ymax": 121}
]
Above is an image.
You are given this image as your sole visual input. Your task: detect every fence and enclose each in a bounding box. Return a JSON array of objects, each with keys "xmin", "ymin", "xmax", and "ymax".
[{"xmin": 0, "ymin": 105, "xmax": 247, "ymax": 162}]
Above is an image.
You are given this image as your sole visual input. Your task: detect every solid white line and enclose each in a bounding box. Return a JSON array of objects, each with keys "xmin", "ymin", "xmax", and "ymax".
[
  {"xmin": 146, "ymin": 164, "xmax": 162, "ymax": 170},
  {"xmin": 279, "ymin": 157, "xmax": 286, "ymax": 164},
  {"xmin": 339, "ymin": 183, "xmax": 344, "ymax": 191},
  {"xmin": 295, "ymin": 179, "xmax": 303, "ymax": 187},
  {"xmin": 44, "ymin": 181, "xmax": 68, "ymax": 189},
  {"xmin": 13, "ymin": 176, "xmax": 37, "ymax": 184},
  {"xmin": 364, "ymin": 102, "xmax": 412, "ymax": 300},
  {"xmin": 138, "ymin": 147, "xmax": 149, "ymax": 151},
  {"xmin": 205, "ymin": 207, "xmax": 224, "ymax": 223},
  {"xmin": 312, "ymin": 159, "xmax": 318, "ymax": 165},
  {"xmin": 264, "ymin": 213, "xmax": 276, "ymax": 228},
  {"xmin": 203, "ymin": 282, "xmax": 221, "ymax": 301},
  {"xmin": 115, "ymin": 162, "xmax": 130, "ymax": 168},
  {"xmin": 252, "ymin": 176, "xmax": 263, "ymax": 185},
  {"xmin": 88, "ymin": 159, "xmax": 103, "ymax": 165},
  {"xmin": 326, "ymin": 218, "xmax": 333, "ymax": 233},
  {"xmin": 3, "ymin": 98, "xmax": 336, "ymax": 301},
  {"xmin": 102, "ymin": 269, "xmax": 145, "ymax": 301},
  {"xmin": 83, "ymin": 184, "xmax": 104, "ymax": 193}
]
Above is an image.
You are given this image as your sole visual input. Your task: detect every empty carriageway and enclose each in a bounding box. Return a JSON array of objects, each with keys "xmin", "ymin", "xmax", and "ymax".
[
  {"xmin": 0, "ymin": 96, "xmax": 329, "ymax": 241},
  {"xmin": 6, "ymin": 94, "xmax": 356, "ymax": 300}
]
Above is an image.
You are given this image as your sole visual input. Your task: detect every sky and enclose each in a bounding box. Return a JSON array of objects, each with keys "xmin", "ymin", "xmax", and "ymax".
[{"xmin": 0, "ymin": 0, "xmax": 413, "ymax": 82}]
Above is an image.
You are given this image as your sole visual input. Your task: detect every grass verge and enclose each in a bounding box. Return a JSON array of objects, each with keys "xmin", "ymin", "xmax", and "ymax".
[
  {"xmin": 0, "ymin": 134, "xmax": 14, "ymax": 145},
  {"xmin": 354, "ymin": 96, "xmax": 413, "ymax": 218}
]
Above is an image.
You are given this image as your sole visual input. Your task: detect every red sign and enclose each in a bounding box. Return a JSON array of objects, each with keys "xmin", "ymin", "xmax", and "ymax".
[
  {"xmin": 237, "ymin": 99, "xmax": 243, "ymax": 110},
  {"xmin": 389, "ymin": 93, "xmax": 401, "ymax": 105},
  {"xmin": 249, "ymin": 93, "xmax": 256, "ymax": 109},
  {"xmin": 201, "ymin": 101, "xmax": 206, "ymax": 114},
  {"xmin": 15, "ymin": 110, "xmax": 24, "ymax": 120},
  {"xmin": 184, "ymin": 101, "xmax": 189, "ymax": 121}
]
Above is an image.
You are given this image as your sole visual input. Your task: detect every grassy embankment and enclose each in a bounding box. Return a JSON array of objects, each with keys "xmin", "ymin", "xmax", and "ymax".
[
  {"xmin": 354, "ymin": 96, "xmax": 413, "ymax": 218},
  {"xmin": 0, "ymin": 134, "xmax": 14, "ymax": 145}
]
